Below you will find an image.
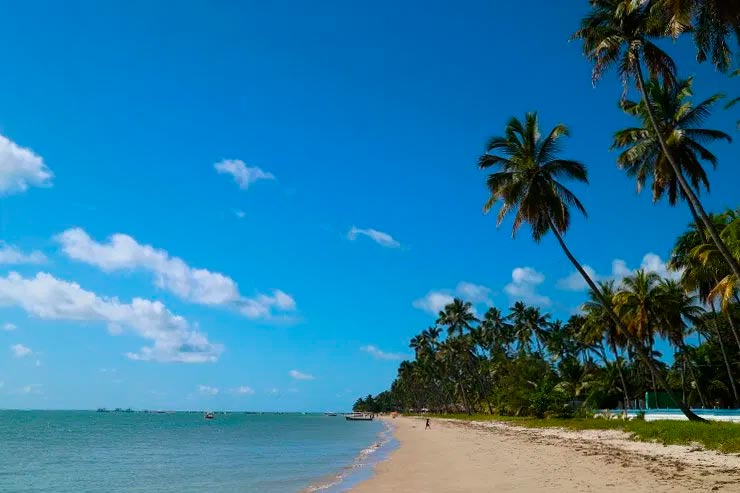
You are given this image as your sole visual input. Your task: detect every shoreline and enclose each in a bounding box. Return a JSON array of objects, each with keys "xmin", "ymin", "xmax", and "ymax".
[
  {"xmin": 304, "ymin": 418, "xmax": 398, "ymax": 492},
  {"xmin": 351, "ymin": 416, "xmax": 740, "ymax": 492}
]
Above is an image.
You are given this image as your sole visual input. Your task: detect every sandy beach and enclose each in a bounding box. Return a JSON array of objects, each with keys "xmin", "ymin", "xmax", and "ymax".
[{"xmin": 352, "ymin": 417, "xmax": 740, "ymax": 492}]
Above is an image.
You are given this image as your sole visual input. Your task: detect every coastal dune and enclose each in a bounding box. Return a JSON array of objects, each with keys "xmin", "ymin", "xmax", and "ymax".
[{"xmin": 352, "ymin": 417, "xmax": 740, "ymax": 492}]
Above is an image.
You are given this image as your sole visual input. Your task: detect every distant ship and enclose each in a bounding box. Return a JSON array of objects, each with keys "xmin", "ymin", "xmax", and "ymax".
[
  {"xmin": 204, "ymin": 411, "xmax": 215, "ymax": 420},
  {"xmin": 324, "ymin": 412, "xmax": 338, "ymax": 416}
]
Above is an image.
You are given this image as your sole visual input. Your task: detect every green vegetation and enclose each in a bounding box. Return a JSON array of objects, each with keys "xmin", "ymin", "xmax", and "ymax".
[
  {"xmin": 354, "ymin": 1, "xmax": 740, "ymax": 426},
  {"xmin": 422, "ymin": 414, "xmax": 740, "ymax": 454}
]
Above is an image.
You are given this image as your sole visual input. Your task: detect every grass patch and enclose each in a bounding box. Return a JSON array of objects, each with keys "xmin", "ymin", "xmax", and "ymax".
[{"xmin": 424, "ymin": 414, "xmax": 740, "ymax": 453}]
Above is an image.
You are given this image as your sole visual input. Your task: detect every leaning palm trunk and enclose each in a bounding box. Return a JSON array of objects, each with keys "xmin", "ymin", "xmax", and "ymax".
[
  {"xmin": 648, "ymin": 357, "xmax": 659, "ymax": 409},
  {"xmin": 440, "ymin": 379, "xmax": 456, "ymax": 413},
  {"xmin": 468, "ymin": 355, "xmax": 494, "ymax": 414},
  {"xmin": 680, "ymin": 356, "xmax": 686, "ymax": 403},
  {"xmin": 608, "ymin": 341, "xmax": 632, "ymax": 413},
  {"xmin": 679, "ymin": 343, "xmax": 708, "ymax": 408},
  {"xmin": 633, "ymin": 63, "xmax": 740, "ymax": 282},
  {"xmin": 711, "ymin": 304, "xmax": 740, "ymax": 406},
  {"xmin": 725, "ymin": 312, "xmax": 740, "ymax": 354},
  {"xmin": 456, "ymin": 377, "xmax": 472, "ymax": 415},
  {"xmin": 547, "ymin": 216, "xmax": 707, "ymax": 422}
]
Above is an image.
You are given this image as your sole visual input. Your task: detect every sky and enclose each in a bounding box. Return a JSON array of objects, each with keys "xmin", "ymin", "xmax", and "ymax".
[{"xmin": 0, "ymin": 1, "xmax": 737, "ymax": 411}]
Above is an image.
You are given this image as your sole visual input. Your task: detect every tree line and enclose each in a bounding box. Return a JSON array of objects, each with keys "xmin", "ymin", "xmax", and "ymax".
[{"xmin": 355, "ymin": 1, "xmax": 739, "ymax": 422}]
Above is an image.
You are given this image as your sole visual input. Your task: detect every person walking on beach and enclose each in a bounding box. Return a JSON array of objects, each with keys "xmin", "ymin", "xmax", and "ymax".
[{"xmin": 425, "ymin": 418, "xmax": 431, "ymax": 430}]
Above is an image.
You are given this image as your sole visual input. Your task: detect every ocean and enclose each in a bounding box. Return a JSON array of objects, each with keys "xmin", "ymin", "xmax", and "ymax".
[{"xmin": 0, "ymin": 411, "xmax": 394, "ymax": 492}]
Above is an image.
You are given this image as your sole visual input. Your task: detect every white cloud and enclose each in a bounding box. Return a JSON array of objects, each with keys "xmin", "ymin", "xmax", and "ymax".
[
  {"xmin": 504, "ymin": 267, "xmax": 551, "ymax": 306},
  {"xmin": 556, "ymin": 253, "xmax": 679, "ymax": 291},
  {"xmin": 0, "ymin": 134, "xmax": 53, "ymax": 195},
  {"xmin": 20, "ymin": 384, "xmax": 42, "ymax": 394},
  {"xmin": 35, "ymin": 359, "xmax": 42, "ymax": 367},
  {"xmin": 611, "ymin": 259, "xmax": 632, "ymax": 282},
  {"xmin": 11, "ymin": 344, "xmax": 31, "ymax": 358},
  {"xmin": 232, "ymin": 386, "xmax": 254, "ymax": 395},
  {"xmin": 0, "ymin": 272, "xmax": 223, "ymax": 363},
  {"xmin": 455, "ymin": 281, "xmax": 492, "ymax": 305},
  {"xmin": 214, "ymin": 159, "xmax": 275, "ymax": 190},
  {"xmin": 556, "ymin": 265, "xmax": 597, "ymax": 292},
  {"xmin": 2, "ymin": 323, "xmax": 17, "ymax": 331},
  {"xmin": 197, "ymin": 385, "xmax": 219, "ymax": 396},
  {"xmin": 412, "ymin": 291, "xmax": 455, "ymax": 315},
  {"xmin": 289, "ymin": 370, "xmax": 315, "ymax": 381},
  {"xmin": 268, "ymin": 387, "xmax": 280, "ymax": 395},
  {"xmin": 236, "ymin": 290, "xmax": 297, "ymax": 319},
  {"xmin": 233, "ymin": 209, "xmax": 246, "ymax": 219},
  {"xmin": 347, "ymin": 226, "xmax": 400, "ymax": 248},
  {"xmin": 360, "ymin": 345, "xmax": 405, "ymax": 361},
  {"xmin": 56, "ymin": 228, "xmax": 296, "ymax": 320},
  {"xmin": 640, "ymin": 253, "xmax": 680, "ymax": 280},
  {"xmin": 412, "ymin": 281, "xmax": 492, "ymax": 315},
  {"xmin": 0, "ymin": 243, "xmax": 47, "ymax": 265}
]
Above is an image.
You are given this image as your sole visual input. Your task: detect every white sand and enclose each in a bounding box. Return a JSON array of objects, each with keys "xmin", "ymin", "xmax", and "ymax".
[{"xmin": 351, "ymin": 416, "xmax": 740, "ymax": 492}]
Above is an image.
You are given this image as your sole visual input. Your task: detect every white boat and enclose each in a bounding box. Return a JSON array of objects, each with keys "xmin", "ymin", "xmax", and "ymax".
[
  {"xmin": 324, "ymin": 412, "xmax": 338, "ymax": 416},
  {"xmin": 345, "ymin": 412, "xmax": 374, "ymax": 421}
]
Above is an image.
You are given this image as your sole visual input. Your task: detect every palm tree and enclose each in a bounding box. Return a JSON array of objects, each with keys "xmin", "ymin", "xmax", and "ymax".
[
  {"xmin": 574, "ymin": 0, "xmax": 740, "ymax": 283},
  {"xmin": 581, "ymin": 281, "xmax": 632, "ymax": 411},
  {"xmin": 478, "ymin": 113, "xmax": 597, "ymax": 305},
  {"xmin": 693, "ymin": 209, "xmax": 740, "ymax": 309},
  {"xmin": 398, "ymin": 361, "xmax": 422, "ymax": 411},
  {"xmin": 671, "ymin": 212, "xmax": 740, "ymax": 348},
  {"xmin": 436, "ymin": 300, "xmax": 494, "ymax": 413},
  {"xmin": 726, "ymin": 69, "xmax": 739, "ymax": 129},
  {"xmin": 479, "ymin": 307, "xmax": 514, "ymax": 356},
  {"xmin": 438, "ymin": 339, "xmax": 472, "ymax": 414},
  {"xmin": 409, "ymin": 334, "xmax": 426, "ymax": 358},
  {"xmin": 613, "ymin": 77, "xmax": 731, "ymax": 216},
  {"xmin": 655, "ymin": 279, "xmax": 710, "ymax": 407},
  {"xmin": 615, "ymin": 270, "xmax": 667, "ymax": 407},
  {"xmin": 508, "ymin": 301, "xmax": 536, "ymax": 356},
  {"xmin": 653, "ymin": 0, "xmax": 740, "ymax": 72},
  {"xmin": 437, "ymin": 298, "xmax": 479, "ymax": 337},
  {"xmin": 478, "ymin": 111, "xmax": 703, "ymax": 420},
  {"xmin": 524, "ymin": 305, "xmax": 552, "ymax": 357}
]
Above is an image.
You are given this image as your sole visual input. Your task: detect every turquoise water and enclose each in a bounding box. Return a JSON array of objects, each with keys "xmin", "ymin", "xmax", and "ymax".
[{"xmin": 0, "ymin": 411, "xmax": 391, "ymax": 492}]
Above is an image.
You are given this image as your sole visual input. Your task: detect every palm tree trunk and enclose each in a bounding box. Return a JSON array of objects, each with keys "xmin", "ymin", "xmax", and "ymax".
[
  {"xmin": 546, "ymin": 215, "xmax": 707, "ymax": 422},
  {"xmin": 608, "ymin": 341, "xmax": 632, "ymax": 413},
  {"xmin": 649, "ymin": 361, "xmax": 659, "ymax": 409},
  {"xmin": 711, "ymin": 304, "xmax": 740, "ymax": 406},
  {"xmin": 441, "ymin": 379, "xmax": 456, "ymax": 413},
  {"xmin": 633, "ymin": 62, "xmax": 740, "ymax": 281},
  {"xmin": 472, "ymin": 357, "xmax": 495, "ymax": 414},
  {"xmin": 680, "ymin": 344, "xmax": 707, "ymax": 408},
  {"xmin": 725, "ymin": 311, "xmax": 740, "ymax": 353},
  {"xmin": 457, "ymin": 376, "xmax": 472, "ymax": 415},
  {"xmin": 680, "ymin": 355, "xmax": 686, "ymax": 404},
  {"xmin": 433, "ymin": 379, "xmax": 447, "ymax": 412}
]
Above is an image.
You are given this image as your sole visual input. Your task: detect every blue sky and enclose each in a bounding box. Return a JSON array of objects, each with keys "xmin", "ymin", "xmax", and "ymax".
[{"xmin": 0, "ymin": 1, "xmax": 737, "ymax": 411}]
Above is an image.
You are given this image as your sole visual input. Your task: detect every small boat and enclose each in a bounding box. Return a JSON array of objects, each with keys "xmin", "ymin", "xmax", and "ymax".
[
  {"xmin": 324, "ymin": 412, "xmax": 338, "ymax": 416},
  {"xmin": 345, "ymin": 412, "xmax": 374, "ymax": 421},
  {"xmin": 204, "ymin": 411, "xmax": 215, "ymax": 420}
]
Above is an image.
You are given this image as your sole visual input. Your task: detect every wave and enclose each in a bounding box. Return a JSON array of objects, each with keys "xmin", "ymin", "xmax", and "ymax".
[{"xmin": 303, "ymin": 420, "xmax": 397, "ymax": 492}]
